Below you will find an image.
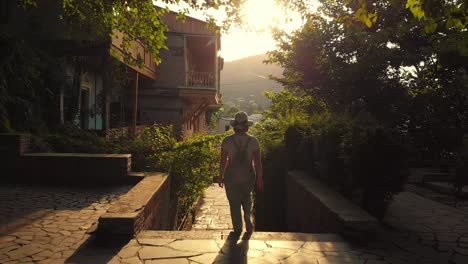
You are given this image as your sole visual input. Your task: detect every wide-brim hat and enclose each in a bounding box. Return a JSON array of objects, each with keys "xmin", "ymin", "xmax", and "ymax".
[{"xmin": 230, "ymin": 111, "xmax": 254, "ymax": 129}]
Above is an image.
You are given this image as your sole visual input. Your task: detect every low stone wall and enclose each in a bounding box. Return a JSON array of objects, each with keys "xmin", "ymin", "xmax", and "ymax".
[
  {"xmin": 20, "ymin": 153, "xmax": 131, "ymax": 184},
  {"xmin": 0, "ymin": 133, "xmax": 134, "ymax": 184},
  {"xmin": 286, "ymin": 170, "xmax": 379, "ymax": 234},
  {"xmin": 1, "ymin": 134, "xmax": 31, "ymax": 181},
  {"xmin": 0, "ymin": 133, "xmax": 31, "ymax": 156},
  {"xmin": 97, "ymin": 172, "xmax": 171, "ymax": 237}
]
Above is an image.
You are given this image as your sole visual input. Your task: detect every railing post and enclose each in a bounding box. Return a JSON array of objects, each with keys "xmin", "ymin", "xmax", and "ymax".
[
  {"xmin": 184, "ymin": 35, "xmax": 188, "ymax": 86},
  {"xmin": 132, "ymin": 71, "xmax": 139, "ymax": 135}
]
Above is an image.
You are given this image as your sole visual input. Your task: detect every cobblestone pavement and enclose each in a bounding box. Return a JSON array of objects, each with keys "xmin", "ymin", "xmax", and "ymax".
[
  {"xmin": 3, "ymin": 182, "xmax": 468, "ymax": 263},
  {"xmin": 405, "ymin": 184, "xmax": 468, "ymax": 212},
  {"xmin": 109, "ymin": 191, "xmax": 468, "ymax": 264},
  {"xmin": 376, "ymin": 191, "xmax": 468, "ymax": 263},
  {"xmin": 110, "ymin": 230, "xmax": 371, "ymax": 264},
  {"xmin": 192, "ymin": 185, "xmax": 234, "ymax": 231},
  {"xmin": 0, "ymin": 184, "xmax": 132, "ymax": 264}
]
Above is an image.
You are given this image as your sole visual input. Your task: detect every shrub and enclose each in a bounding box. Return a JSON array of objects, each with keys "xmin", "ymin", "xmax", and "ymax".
[
  {"xmin": 108, "ymin": 125, "xmax": 176, "ymax": 171},
  {"xmin": 263, "ymin": 92, "xmax": 410, "ymax": 219},
  {"xmin": 36, "ymin": 124, "xmax": 177, "ymax": 171},
  {"xmin": 157, "ymin": 133, "xmax": 225, "ymax": 228},
  {"xmin": 42, "ymin": 124, "xmax": 110, "ymax": 153},
  {"xmin": 31, "ymin": 124, "xmax": 223, "ymax": 226},
  {"xmin": 343, "ymin": 127, "xmax": 410, "ymax": 219},
  {"xmin": 283, "ymin": 113, "xmax": 352, "ymax": 188}
]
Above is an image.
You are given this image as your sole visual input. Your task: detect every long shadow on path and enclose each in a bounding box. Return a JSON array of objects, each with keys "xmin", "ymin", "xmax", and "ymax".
[
  {"xmin": 214, "ymin": 232, "xmax": 251, "ymax": 264},
  {"xmin": 66, "ymin": 235, "xmax": 130, "ymax": 264}
]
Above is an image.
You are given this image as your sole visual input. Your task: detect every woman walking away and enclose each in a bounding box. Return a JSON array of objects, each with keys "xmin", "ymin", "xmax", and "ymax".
[{"xmin": 218, "ymin": 111, "xmax": 263, "ymax": 235}]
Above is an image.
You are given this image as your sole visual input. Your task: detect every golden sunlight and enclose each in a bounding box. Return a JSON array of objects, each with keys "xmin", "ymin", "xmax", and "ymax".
[
  {"xmin": 221, "ymin": 0, "xmax": 306, "ymax": 61},
  {"xmin": 154, "ymin": 0, "xmax": 313, "ymax": 61},
  {"xmin": 241, "ymin": 0, "xmax": 285, "ymax": 31}
]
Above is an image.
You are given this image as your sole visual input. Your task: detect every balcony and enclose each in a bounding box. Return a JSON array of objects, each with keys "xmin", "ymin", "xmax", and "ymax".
[
  {"xmin": 179, "ymin": 69, "xmax": 220, "ymax": 105},
  {"xmin": 186, "ymin": 71, "xmax": 215, "ymax": 88},
  {"xmin": 111, "ymin": 30, "xmax": 157, "ymax": 80}
]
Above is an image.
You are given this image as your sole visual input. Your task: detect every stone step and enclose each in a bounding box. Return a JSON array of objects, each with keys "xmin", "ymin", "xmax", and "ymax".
[
  {"xmin": 109, "ymin": 231, "xmax": 374, "ymax": 264},
  {"xmin": 137, "ymin": 230, "xmax": 344, "ymax": 242}
]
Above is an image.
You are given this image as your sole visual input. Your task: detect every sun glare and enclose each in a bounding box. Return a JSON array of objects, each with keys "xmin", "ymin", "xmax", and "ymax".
[
  {"xmin": 154, "ymin": 0, "xmax": 310, "ymax": 61},
  {"xmin": 242, "ymin": 0, "xmax": 285, "ymax": 31}
]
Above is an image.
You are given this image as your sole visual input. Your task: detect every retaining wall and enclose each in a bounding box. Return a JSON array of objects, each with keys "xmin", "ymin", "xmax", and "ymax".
[
  {"xmin": 98, "ymin": 173, "xmax": 171, "ymax": 236},
  {"xmin": 286, "ymin": 170, "xmax": 379, "ymax": 234},
  {"xmin": 0, "ymin": 133, "xmax": 132, "ymax": 184}
]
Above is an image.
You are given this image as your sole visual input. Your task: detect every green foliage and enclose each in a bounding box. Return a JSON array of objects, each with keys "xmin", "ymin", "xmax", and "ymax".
[
  {"xmin": 282, "ymin": 119, "xmax": 410, "ymax": 219},
  {"xmin": 406, "ymin": 0, "xmax": 426, "ymax": 20},
  {"xmin": 259, "ymin": 90, "xmax": 327, "ymax": 141},
  {"xmin": 63, "ymin": 0, "xmax": 169, "ymax": 65},
  {"xmin": 256, "ymin": 90, "xmax": 409, "ymax": 219},
  {"xmin": 34, "ymin": 124, "xmax": 176, "ymax": 171},
  {"xmin": 42, "ymin": 124, "xmax": 110, "ymax": 153},
  {"xmin": 282, "ymin": 0, "xmax": 467, "ymax": 34},
  {"xmin": 269, "ymin": 0, "xmax": 468, "ymax": 162},
  {"xmin": 0, "ymin": 37, "xmax": 69, "ymax": 133},
  {"xmin": 220, "ymin": 106, "xmax": 240, "ymax": 118},
  {"xmin": 108, "ymin": 125, "xmax": 177, "ymax": 171},
  {"xmin": 157, "ymin": 133, "xmax": 225, "ymax": 227},
  {"xmin": 32, "ymin": 124, "xmax": 222, "ymax": 225},
  {"xmin": 20, "ymin": 0, "xmax": 245, "ymax": 65},
  {"xmin": 343, "ymin": 127, "xmax": 410, "ymax": 218}
]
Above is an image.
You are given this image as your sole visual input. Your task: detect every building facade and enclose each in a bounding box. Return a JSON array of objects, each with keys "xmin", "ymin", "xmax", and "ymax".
[
  {"xmin": 1, "ymin": 1, "xmax": 222, "ymax": 138},
  {"xmin": 67, "ymin": 13, "xmax": 223, "ymax": 138},
  {"xmin": 139, "ymin": 13, "xmax": 223, "ymax": 138}
]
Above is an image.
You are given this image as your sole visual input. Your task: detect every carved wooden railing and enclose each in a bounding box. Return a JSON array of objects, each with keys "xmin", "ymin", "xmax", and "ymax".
[{"xmin": 186, "ymin": 71, "xmax": 215, "ymax": 88}]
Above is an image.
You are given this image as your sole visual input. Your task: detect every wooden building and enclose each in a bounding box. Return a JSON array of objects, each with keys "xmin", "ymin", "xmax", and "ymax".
[
  {"xmin": 2, "ymin": 1, "xmax": 222, "ymax": 138},
  {"xmin": 139, "ymin": 12, "xmax": 223, "ymax": 138}
]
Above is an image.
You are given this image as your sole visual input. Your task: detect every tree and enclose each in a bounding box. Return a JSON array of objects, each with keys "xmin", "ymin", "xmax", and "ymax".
[
  {"xmin": 279, "ymin": 0, "xmax": 467, "ymax": 55},
  {"xmin": 268, "ymin": 0, "xmax": 468, "ymax": 158},
  {"xmin": 18, "ymin": 0, "xmax": 245, "ymax": 65},
  {"xmin": 1, "ymin": 0, "xmax": 245, "ymax": 132},
  {"xmin": 268, "ymin": 5, "xmax": 409, "ymax": 125}
]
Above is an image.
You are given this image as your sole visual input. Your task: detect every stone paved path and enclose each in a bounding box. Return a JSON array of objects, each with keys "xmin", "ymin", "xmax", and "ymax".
[
  {"xmin": 109, "ymin": 190, "xmax": 468, "ymax": 264},
  {"xmin": 110, "ymin": 230, "xmax": 367, "ymax": 264},
  {"xmin": 405, "ymin": 184, "xmax": 468, "ymax": 212},
  {"xmin": 377, "ymin": 191, "xmax": 468, "ymax": 263},
  {"xmin": 192, "ymin": 185, "xmax": 234, "ymax": 231},
  {"xmin": 3, "ymin": 182, "xmax": 468, "ymax": 263},
  {"xmin": 0, "ymin": 184, "xmax": 132, "ymax": 264}
]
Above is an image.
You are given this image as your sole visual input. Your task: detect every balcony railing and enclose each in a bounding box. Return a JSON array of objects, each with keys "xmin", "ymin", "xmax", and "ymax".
[{"xmin": 186, "ymin": 71, "xmax": 215, "ymax": 88}]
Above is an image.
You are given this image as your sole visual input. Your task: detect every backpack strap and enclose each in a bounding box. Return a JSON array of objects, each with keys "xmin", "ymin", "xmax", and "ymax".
[{"xmin": 231, "ymin": 135, "xmax": 251, "ymax": 154}]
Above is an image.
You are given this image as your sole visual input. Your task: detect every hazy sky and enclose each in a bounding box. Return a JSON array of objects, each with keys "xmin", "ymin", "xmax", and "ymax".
[
  {"xmin": 219, "ymin": 0, "xmax": 303, "ymax": 61},
  {"xmin": 155, "ymin": 0, "xmax": 319, "ymax": 61}
]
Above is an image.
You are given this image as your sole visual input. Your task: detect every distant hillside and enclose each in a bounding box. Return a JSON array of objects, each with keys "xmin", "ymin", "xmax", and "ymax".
[{"xmin": 220, "ymin": 54, "xmax": 283, "ymax": 109}]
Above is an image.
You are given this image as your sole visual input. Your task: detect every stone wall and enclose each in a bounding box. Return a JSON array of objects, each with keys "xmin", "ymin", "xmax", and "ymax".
[
  {"xmin": 0, "ymin": 134, "xmax": 31, "ymax": 181},
  {"xmin": 0, "ymin": 133, "xmax": 132, "ymax": 185},
  {"xmin": 0, "ymin": 133, "xmax": 31, "ymax": 156},
  {"xmin": 286, "ymin": 170, "xmax": 379, "ymax": 234},
  {"xmin": 98, "ymin": 173, "xmax": 171, "ymax": 237},
  {"xmin": 21, "ymin": 153, "xmax": 131, "ymax": 184},
  {"xmin": 134, "ymin": 174, "xmax": 171, "ymax": 232}
]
